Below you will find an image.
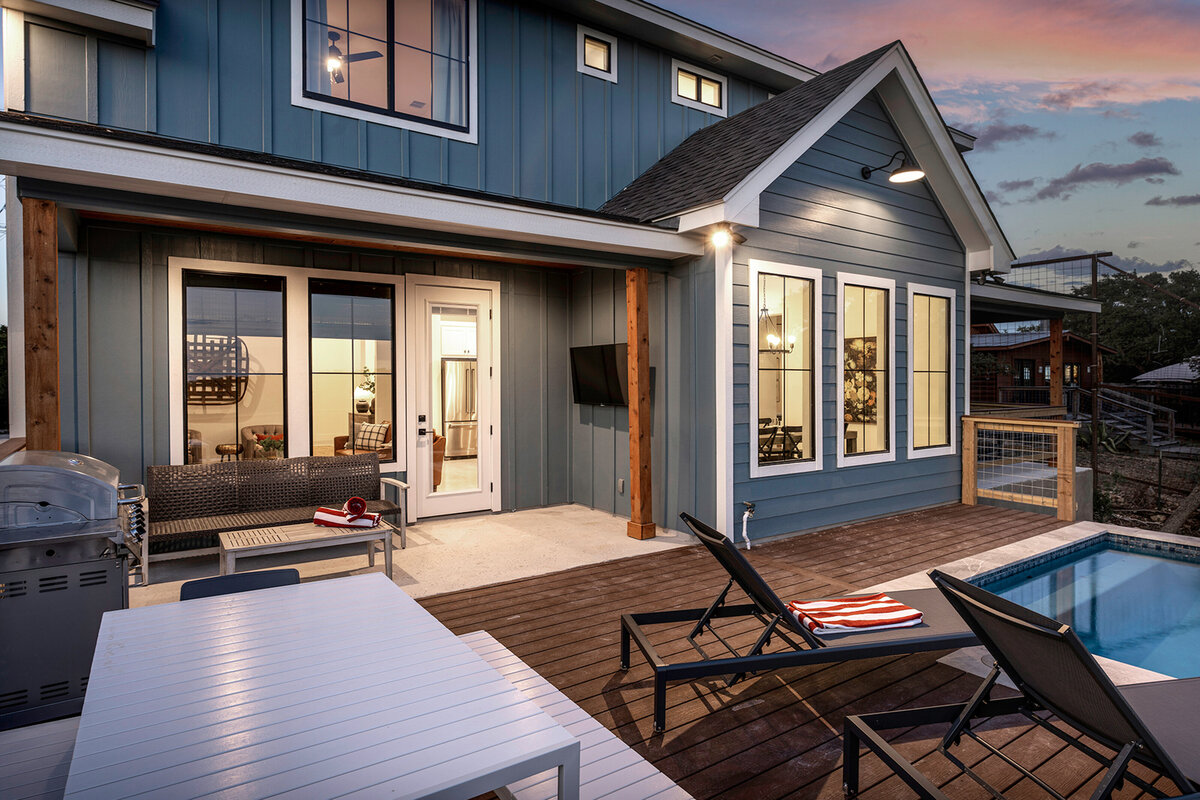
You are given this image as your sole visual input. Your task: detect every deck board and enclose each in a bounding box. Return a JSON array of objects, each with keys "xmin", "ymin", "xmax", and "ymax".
[{"xmin": 421, "ymin": 505, "xmax": 1166, "ymax": 799}]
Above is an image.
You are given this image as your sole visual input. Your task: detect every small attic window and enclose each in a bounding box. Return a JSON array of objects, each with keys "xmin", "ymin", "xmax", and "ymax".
[
  {"xmin": 671, "ymin": 59, "xmax": 726, "ymax": 117},
  {"xmin": 577, "ymin": 26, "xmax": 617, "ymax": 83}
]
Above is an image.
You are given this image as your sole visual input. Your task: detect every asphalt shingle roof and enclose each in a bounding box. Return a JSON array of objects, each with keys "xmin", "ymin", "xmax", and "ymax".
[{"xmin": 599, "ymin": 42, "xmax": 897, "ymax": 223}]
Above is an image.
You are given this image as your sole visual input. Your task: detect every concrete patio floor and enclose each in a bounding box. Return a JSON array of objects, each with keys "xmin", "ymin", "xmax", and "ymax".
[{"xmin": 130, "ymin": 503, "xmax": 693, "ymax": 607}]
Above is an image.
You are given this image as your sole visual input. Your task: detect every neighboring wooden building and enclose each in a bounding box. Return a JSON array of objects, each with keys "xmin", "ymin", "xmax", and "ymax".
[{"xmin": 970, "ymin": 326, "xmax": 1115, "ymax": 405}]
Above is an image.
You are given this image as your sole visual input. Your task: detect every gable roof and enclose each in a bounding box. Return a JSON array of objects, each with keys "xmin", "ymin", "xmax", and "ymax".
[{"xmin": 600, "ymin": 43, "xmax": 896, "ymax": 222}]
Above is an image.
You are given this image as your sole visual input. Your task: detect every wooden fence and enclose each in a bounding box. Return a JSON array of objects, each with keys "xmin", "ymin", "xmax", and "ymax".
[{"xmin": 962, "ymin": 416, "xmax": 1080, "ymax": 522}]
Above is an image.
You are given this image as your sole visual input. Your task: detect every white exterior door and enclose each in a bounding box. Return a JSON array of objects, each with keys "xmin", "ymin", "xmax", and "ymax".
[{"xmin": 406, "ymin": 277, "xmax": 500, "ymax": 518}]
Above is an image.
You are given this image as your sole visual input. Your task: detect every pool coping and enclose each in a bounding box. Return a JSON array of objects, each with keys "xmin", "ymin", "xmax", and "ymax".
[{"xmin": 865, "ymin": 521, "xmax": 1197, "ymax": 686}]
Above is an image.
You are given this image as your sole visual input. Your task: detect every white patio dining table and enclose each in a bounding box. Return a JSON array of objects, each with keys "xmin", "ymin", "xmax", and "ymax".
[{"xmin": 63, "ymin": 573, "xmax": 580, "ymax": 800}]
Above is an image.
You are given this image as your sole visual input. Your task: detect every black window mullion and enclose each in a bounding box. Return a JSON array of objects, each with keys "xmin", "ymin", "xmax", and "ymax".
[{"xmin": 387, "ymin": 0, "xmax": 395, "ymax": 114}]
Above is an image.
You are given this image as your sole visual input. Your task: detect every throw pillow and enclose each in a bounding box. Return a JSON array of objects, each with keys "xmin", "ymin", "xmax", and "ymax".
[{"xmin": 354, "ymin": 422, "xmax": 390, "ymax": 451}]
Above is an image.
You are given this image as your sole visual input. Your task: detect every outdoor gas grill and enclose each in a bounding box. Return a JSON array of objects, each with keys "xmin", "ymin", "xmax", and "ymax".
[{"xmin": 0, "ymin": 450, "xmax": 145, "ymax": 730}]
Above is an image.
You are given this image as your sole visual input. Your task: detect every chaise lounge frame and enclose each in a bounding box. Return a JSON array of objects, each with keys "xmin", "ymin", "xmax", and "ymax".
[
  {"xmin": 619, "ymin": 513, "xmax": 980, "ymax": 732},
  {"xmin": 843, "ymin": 569, "xmax": 1200, "ymax": 800}
]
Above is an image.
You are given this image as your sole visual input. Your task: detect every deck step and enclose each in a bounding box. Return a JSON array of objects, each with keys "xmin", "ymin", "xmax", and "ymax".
[
  {"xmin": 461, "ymin": 630, "xmax": 692, "ymax": 800},
  {"xmin": 0, "ymin": 716, "xmax": 78, "ymax": 800}
]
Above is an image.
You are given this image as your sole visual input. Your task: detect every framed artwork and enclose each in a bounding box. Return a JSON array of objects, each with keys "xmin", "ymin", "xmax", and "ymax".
[{"xmin": 843, "ymin": 336, "xmax": 878, "ymax": 424}]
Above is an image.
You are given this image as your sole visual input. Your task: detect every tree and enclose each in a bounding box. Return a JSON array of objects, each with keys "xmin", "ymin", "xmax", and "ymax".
[{"xmin": 1064, "ymin": 269, "xmax": 1200, "ymax": 382}]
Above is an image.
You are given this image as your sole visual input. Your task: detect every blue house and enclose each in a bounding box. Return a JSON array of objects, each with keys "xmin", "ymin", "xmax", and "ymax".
[{"xmin": 0, "ymin": 0, "xmax": 1019, "ymax": 544}]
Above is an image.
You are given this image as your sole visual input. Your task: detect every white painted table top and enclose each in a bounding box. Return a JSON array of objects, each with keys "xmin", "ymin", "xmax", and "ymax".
[{"xmin": 64, "ymin": 573, "xmax": 578, "ymax": 799}]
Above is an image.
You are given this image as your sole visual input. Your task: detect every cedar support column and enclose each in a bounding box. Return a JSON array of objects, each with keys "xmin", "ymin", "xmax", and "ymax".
[
  {"xmin": 626, "ymin": 267, "xmax": 655, "ymax": 539},
  {"xmin": 22, "ymin": 198, "xmax": 60, "ymax": 451},
  {"xmin": 1049, "ymin": 318, "xmax": 1064, "ymax": 407}
]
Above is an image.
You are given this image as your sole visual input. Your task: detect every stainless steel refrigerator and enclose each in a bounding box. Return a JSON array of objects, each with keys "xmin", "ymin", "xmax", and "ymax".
[{"xmin": 441, "ymin": 357, "xmax": 478, "ymax": 458}]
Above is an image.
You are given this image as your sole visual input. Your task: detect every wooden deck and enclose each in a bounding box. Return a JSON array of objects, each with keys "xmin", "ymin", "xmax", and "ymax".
[{"xmin": 419, "ymin": 504, "xmax": 1176, "ymax": 800}]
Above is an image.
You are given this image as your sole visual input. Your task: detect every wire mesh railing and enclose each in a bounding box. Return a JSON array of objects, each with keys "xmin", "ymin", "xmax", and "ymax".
[{"xmin": 962, "ymin": 416, "xmax": 1080, "ymax": 521}]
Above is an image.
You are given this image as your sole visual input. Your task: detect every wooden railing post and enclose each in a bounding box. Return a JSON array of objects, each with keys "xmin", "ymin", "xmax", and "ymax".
[
  {"xmin": 1056, "ymin": 424, "xmax": 1076, "ymax": 521},
  {"xmin": 1049, "ymin": 318, "xmax": 1064, "ymax": 407},
  {"xmin": 22, "ymin": 197, "xmax": 61, "ymax": 452},
  {"xmin": 961, "ymin": 416, "xmax": 977, "ymax": 506},
  {"xmin": 626, "ymin": 267, "xmax": 655, "ymax": 540}
]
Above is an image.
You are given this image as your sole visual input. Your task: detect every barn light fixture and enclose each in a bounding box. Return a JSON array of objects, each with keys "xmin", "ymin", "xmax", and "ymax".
[{"xmin": 861, "ymin": 150, "xmax": 925, "ymax": 183}]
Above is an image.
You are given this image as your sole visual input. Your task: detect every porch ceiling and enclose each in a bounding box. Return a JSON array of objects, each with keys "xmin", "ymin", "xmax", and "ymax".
[{"xmin": 972, "ymin": 281, "xmax": 1101, "ymax": 323}]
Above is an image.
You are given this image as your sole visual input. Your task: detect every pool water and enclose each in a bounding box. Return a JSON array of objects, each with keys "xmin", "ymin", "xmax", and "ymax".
[{"xmin": 977, "ymin": 541, "xmax": 1200, "ymax": 679}]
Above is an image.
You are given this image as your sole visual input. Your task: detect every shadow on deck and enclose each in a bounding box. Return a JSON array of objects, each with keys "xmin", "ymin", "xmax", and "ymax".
[{"xmin": 419, "ymin": 504, "xmax": 1172, "ymax": 800}]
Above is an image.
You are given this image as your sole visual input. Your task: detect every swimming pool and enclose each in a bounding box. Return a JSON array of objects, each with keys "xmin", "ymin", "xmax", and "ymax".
[{"xmin": 973, "ymin": 534, "xmax": 1200, "ymax": 679}]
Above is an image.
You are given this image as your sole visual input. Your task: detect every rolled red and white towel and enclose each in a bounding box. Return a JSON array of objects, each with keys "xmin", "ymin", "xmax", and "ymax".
[
  {"xmin": 313, "ymin": 497, "xmax": 381, "ymax": 528},
  {"xmin": 787, "ymin": 593, "xmax": 923, "ymax": 635}
]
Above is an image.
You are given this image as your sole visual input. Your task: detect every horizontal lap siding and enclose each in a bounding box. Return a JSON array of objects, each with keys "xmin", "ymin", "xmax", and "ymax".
[
  {"xmin": 20, "ymin": 0, "xmax": 771, "ymax": 210},
  {"xmin": 733, "ymin": 96, "xmax": 966, "ymax": 540},
  {"xmin": 69, "ymin": 225, "xmax": 572, "ymax": 510}
]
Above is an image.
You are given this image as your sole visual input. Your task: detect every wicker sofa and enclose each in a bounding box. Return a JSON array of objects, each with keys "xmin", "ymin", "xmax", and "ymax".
[{"xmin": 145, "ymin": 454, "xmax": 407, "ymax": 578}]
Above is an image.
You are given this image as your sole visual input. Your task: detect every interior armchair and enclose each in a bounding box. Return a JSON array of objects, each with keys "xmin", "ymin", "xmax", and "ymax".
[
  {"xmin": 334, "ymin": 421, "xmax": 395, "ymax": 461},
  {"xmin": 240, "ymin": 424, "xmax": 284, "ymax": 459}
]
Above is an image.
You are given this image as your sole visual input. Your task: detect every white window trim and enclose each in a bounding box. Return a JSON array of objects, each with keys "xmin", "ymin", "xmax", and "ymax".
[
  {"xmin": 748, "ymin": 259, "xmax": 823, "ymax": 478},
  {"xmin": 836, "ymin": 273, "xmax": 896, "ymax": 468},
  {"xmin": 670, "ymin": 57, "xmax": 727, "ymax": 117},
  {"xmin": 167, "ymin": 256, "xmax": 408, "ymax": 474},
  {"xmin": 288, "ymin": 0, "xmax": 479, "ymax": 144},
  {"xmin": 576, "ymin": 24, "xmax": 617, "ymax": 83},
  {"xmin": 907, "ymin": 283, "xmax": 957, "ymax": 460}
]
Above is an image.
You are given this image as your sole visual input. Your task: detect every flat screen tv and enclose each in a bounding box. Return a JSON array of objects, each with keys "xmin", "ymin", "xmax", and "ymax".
[{"xmin": 570, "ymin": 344, "xmax": 628, "ymax": 406}]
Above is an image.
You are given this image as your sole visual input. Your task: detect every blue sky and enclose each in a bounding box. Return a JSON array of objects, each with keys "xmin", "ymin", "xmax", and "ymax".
[{"xmin": 659, "ymin": 0, "xmax": 1200, "ymax": 272}]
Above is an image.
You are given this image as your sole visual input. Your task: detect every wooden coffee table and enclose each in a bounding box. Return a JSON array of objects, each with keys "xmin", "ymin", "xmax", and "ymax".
[{"xmin": 219, "ymin": 521, "xmax": 394, "ymax": 581}]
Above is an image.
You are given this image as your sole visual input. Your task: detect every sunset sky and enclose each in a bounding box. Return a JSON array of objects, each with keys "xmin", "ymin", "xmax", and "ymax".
[{"xmin": 660, "ymin": 0, "xmax": 1200, "ymax": 272}]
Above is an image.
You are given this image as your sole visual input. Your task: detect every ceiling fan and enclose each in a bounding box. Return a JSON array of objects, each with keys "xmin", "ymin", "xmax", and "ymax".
[{"xmin": 326, "ymin": 31, "xmax": 382, "ymax": 84}]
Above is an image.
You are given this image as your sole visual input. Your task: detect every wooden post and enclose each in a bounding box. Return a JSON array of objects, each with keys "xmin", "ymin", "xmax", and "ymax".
[
  {"xmin": 626, "ymin": 267, "xmax": 655, "ymax": 539},
  {"xmin": 1056, "ymin": 424, "xmax": 1077, "ymax": 522},
  {"xmin": 1048, "ymin": 318, "xmax": 1064, "ymax": 407},
  {"xmin": 22, "ymin": 198, "xmax": 61, "ymax": 452},
  {"xmin": 961, "ymin": 416, "xmax": 977, "ymax": 506}
]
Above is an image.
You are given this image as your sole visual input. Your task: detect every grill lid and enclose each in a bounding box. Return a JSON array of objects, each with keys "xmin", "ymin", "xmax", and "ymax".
[{"xmin": 0, "ymin": 451, "xmax": 122, "ymax": 526}]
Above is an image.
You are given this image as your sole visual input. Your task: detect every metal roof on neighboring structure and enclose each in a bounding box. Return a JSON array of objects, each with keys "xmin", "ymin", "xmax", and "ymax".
[
  {"xmin": 1132, "ymin": 361, "xmax": 1199, "ymax": 383},
  {"xmin": 972, "ymin": 331, "xmax": 1116, "ymax": 353}
]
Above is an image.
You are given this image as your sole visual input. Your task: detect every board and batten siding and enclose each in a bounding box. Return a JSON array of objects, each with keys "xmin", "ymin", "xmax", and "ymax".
[
  {"xmin": 61, "ymin": 223, "xmax": 709, "ymax": 529},
  {"xmin": 16, "ymin": 0, "xmax": 770, "ymax": 211},
  {"xmin": 733, "ymin": 95, "xmax": 967, "ymax": 540},
  {"xmin": 568, "ymin": 257, "xmax": 716, "ymax": 529},
  {"xmin": 61, "ymin": 225, "xmax": 579, "ymax": 510}
]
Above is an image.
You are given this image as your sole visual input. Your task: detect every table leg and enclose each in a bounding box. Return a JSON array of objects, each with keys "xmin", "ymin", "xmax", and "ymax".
[
  {"xmin": 222, "ymin": 551, "xmax": 234, "ymax": 576},
  {"xmin": 367, "ymin": 541, "xmax": 375, "ymax": 568},
  {"xmin": 557, "ymin": 746, "xmax": 581, "ymax": 800},
  {"xmin": 384, "ymin": 532, "xmax": 393, "ymax": 582}
]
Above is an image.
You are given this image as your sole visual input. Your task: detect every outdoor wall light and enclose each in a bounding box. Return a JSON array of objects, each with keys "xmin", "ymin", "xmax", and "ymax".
[
  {"xmin": 710, "ymin": 227, "xmax": 732, "ymax": 248},
  {"xmin": 861, "ymin": 150, "xmax": 925, "ymax": 183}
]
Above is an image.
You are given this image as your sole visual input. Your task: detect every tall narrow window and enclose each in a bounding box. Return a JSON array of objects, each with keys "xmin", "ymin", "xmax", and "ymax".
[
  {"xmin": 310, "ymin": 280, "xmax": 396, "ymax": 461},
  {"xmin": 839, "ymin": 275, "xmax": 893, "ymax": 464},
  {"xmin": 910, "ymin": 289, "xmax": 952, "ymax": 452},
  {"xmin": 183, "ymin": 273, "xmax": 286, "ymax": 464},
  {"xmin": 302, "ymin": 0, "xmax": 470, "ymax": 131},
  {"xmin": 750, "ymin": 261, "xmax": 822, "ymax": 477}
]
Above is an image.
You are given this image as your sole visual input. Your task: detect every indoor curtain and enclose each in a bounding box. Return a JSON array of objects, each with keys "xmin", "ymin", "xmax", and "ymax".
[{"xmin": 432, "ymin": 0, "xmax": 466, "ymax": 126}]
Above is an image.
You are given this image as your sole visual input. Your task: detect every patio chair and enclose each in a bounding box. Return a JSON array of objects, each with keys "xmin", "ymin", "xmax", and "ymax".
[
  {"xmin": 620, "ymin": 513, "xmax": 978, "ymax": 731},
  {"xmin": 180, "ymin": 568, "xmax": 301, "ymax": 601},
  {"xmin": 843, "ymin": 569, "xmax": 1200, "ymax": 800}
]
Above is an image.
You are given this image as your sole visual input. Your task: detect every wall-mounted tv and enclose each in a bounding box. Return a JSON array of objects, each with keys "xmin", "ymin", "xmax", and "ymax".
[{"xmin": 570, "ymin": 344, "xmax": 628, "ymax": 406}]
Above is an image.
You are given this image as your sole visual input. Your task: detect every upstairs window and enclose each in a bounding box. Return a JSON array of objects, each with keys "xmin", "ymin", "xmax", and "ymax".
[
  {"xmin": 296, "ymin": 0, "xmax": 476, "ymax": 141},
  {"xmin": 671, "ymin": 59, "xmax": 727, "ymax": 117},
  {"xmin": 577, "ymin": 25, "xmax": 617, "ymax": 82}
]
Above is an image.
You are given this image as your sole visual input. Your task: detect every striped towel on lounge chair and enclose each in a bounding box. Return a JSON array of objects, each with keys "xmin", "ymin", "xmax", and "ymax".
[
  {"xmin": 313, "ymin": 497, "xmax": 381, "ymax": 528},
  {"xmin": 787, "ymin": 593, "xmax": 923, "ymax": 635}
]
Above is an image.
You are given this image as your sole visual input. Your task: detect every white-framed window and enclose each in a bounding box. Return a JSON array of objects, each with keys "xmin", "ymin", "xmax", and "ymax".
[
  {"xmin": 576, "ymin": 24, "xmax": 617, "ymax": 83},
  {"xmin": 168, "ymin": 257, "xmax": 407, "ymax": 472},
  {"xmin": 836, "ymin": 273, "xmax": 895, "ymax": 467},
  {"xmin": 749, "ymin": 260, "xmax": 823, "ymax": 478},
  {"xmin": 670, "ymin": 58, "xmax": 726, "ymax": 117},
  {"xmin": 290, "ymin": 0, "xmax": 479, "ymax": 144},
  {"xmin": 907, "ymin": 283, "xmax": 956, "ymax": 459}
]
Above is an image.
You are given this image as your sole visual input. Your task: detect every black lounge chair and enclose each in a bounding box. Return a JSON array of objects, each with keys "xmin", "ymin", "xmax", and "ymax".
[
  {"xmin": 843, "ymin": 569, "xmax": 1200, "ymax": 799},
  {"xmin": 619, "ymin": 513, "xmax": 979, "ymax": 732}
]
